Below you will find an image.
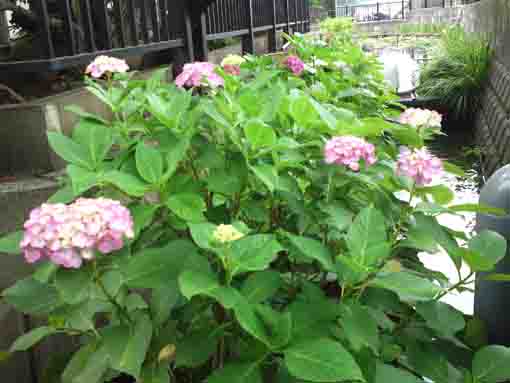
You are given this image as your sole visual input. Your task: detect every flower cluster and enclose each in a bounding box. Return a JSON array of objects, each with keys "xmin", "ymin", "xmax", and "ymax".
[
  {"xmin": 399, "ymin": 108, "xmax": 442, "ymax": 128},
  {"xmin": 221, "ymin": 55, "xmax": 246, "ymax": 76},
  {"xmin": 20, "ymin": 198, "xmax": 134, "ymax": 269},
  {"xmin": 85, "ymin": 55, "xmax": 129, "ymax": 78},
  {"xmin": 213, "ymin": 224, "xmax": 245, "ymax": 244},
  {"xmin": 324, "ymin": 136, "xmax": 377, "ymax": 171},
  {"xmin": 396, "ymin": 147, "xmax": 443, "ymax": 185},
  {"xmin": 283, "ymin": 55, "xmax": 305, "ymax": 76},
  {"xmin": 175, "ymin": 62, "xmax": 224, "ymax": 88}
]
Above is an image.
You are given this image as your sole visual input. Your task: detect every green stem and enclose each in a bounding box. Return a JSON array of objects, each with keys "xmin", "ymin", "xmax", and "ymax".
[
  {"xmin": 436, "ymin": 272, "xmax": 474, "ymax": 300},
  {"xmin": 93, "ymin": 262, "xmax": 133, "ymax": 325}
]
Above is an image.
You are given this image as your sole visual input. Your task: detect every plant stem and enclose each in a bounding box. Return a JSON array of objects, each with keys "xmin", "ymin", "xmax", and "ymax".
[
  {"xmin": 94, "ymin": 269, "xmax": 133, "ymax": 325},
  {"xmin": 436, "ymin": 272, "xmax": 474, "ymax": 300}
]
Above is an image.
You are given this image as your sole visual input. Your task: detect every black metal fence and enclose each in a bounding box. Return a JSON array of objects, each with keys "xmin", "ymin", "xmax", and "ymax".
[
  {"xmin": 337, "ymin": 1, "xmax": 410, "ymax": 22},
  {"xmin": 0, "ymin": 0, "xmax": 310, "ymax": 72}
]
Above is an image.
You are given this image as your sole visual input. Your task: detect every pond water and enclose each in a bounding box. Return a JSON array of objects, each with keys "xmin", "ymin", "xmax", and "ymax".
[{"xmin": 420, "ymin": 130, "xmax": 481, "ymax": 314}]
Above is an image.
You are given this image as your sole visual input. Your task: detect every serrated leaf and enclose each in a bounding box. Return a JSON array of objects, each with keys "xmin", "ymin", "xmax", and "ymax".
[
  {"xmin": 10, "ymin": 326, "xmax": 56, "ymax": 352},
  {"xmin": 208, "ymin": 361, "xmax": 263, "ymax": 383},
  {"xmin": 370, "ymin": 272, "xmax": 441, "ymax": 302},
  {"xmin": 244, "ymin": 119, "xmax": 277, "ymax": 149},
  {"xmin": 179, "ymin": 269, "xmax": 241, "ymax": 309},
  {"xmin": 176, "ymin": 328, "xmax": 219, "ymax": 368},
  {"xmin": 55, "ymin": 267, "xmax": 92, "ymax": 305},
  {"xmin": 346, "ymin": 207, "xmax": 390, "ymax": 268},
  {"xmin": 416, "ymin": 301, "xmax": 465, "ymax": 337},
  {"xmin": 3, "ymin": 277, "xmax": 62, "ymax": 315},
  {"xmin": 68, "ymin": 165, "xmax": 99, "ymax": 195},
  {"xmin": 284, "ymin": 338, "xmax": 364, "ymax": 382},
  {"xmin": 0, "ymin": 231, "xmax": 23, "ymax": 255},
  {"xmin": 47, "ymin": 131, "xmax": 93, "ymax": 170},
  {"xmin": 241, "ymin": 271, "xmax": 282, "ymax": 303},
  {"xmin": 72, "ymin": 120, "xmax": 114, "ymax": 168},
  {"xmin": 473, "ymin": 345, "xmax": 510, "ymax": 383},
  {"xmin": 130, "ymin": 204, "xmax": 159, "ymax": 238},
  {"xmin": 339, "ymin": 303, "xmax": 379, "ymax": 352},
  {"xmin": 167, "ymin": 193, "xmax": 206, "ymax": 222},
  {"xmin": 122, "ymin": 240, "xmax": 202, "ymax": 289},
  {"xmin": 230, "ymin": 234, "xmax": 284, "ymax": 276},
  {"xmin": 104, "ymin": 170, "xmax": 148, "ymax": 197},
  {"xmin": 136, "ymin": 143, "xmax": 164, "ymax": 184},
  {"xmin": 287, "ymin": 234, "xmax": 335, "ymax": 271},
  {"xmin": 103, "ymin": 315, "xmax": 153, "ymax": 379},
  {"xmin": 375, "ymin": 363, "xmax": 422, "ymax": 383},
  {"xmin": 417, "ymin": 185, "xmax": 455, "ymax": 205},
  {"xmin": 465, "ymin": 230, "xmax": 507, "ymax": 272}
]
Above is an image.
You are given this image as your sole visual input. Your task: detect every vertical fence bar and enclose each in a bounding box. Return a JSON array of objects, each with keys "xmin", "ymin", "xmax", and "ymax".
[
  {"xmin": 150, "ymin": 0, "xmax": 161, "ymax": 42},
  {"xmin": 161, "ymin": 0, "xmax": 170, "ymax": 41},
  {"xmin": 140, "ymin": 1, "xmax": 150, "ymax": 42},
  {"xmin": 243, "ymin": 0, "xmax": 255, "ymax": 54},
  {"xmin": 200, "ymin": 11, "xmax": 208, "ymax": 60},
  {"xmin": 270, "ymin": 0, "xmax": 277, "ymax": 51},
  {"xmin": 62, "ymin": 0, "xmax": 77, "ymax": 54},
  {"xmin": 114, "ymin": 0, "xmax": 127, "ymax": 47},
  {"xmin": 402, "ymin": 0, "xmax": 405, "ymax": 18},
  {"xmin": 128, "ymin": 0, "xmax": 139, "ymax": 45},
  {"xmin": 286, "ymin": 0, "xmax": 290, "ymax": 33},
  {"xmin": 184, "ymin": 4, "xmax": 194, "ymax": 61},
  {"xmin": 100, "ymin": 0, "xmax": 112, "ymax": 49},
  {"xmin": 81, "ymin": 0, "xmax": 97, "ymax": 51},
  {"xmin": 39, "ymin": 0, "xmax": 55, "ymax": 58}
]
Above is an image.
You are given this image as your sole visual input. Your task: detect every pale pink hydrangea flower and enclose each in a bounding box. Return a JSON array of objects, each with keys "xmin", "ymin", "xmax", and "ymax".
[
  {"xmin": 221, "ymin": 54, "xmax": 245, "ymax": 76},
  {"xmin": 20, "ymin": 198, "xmax": 134, "ymax": 269},
  {"xmin": 324, "ymin": 136, "xmax": 377, "ymax": 171},
  {"xmin": 396, "ymin": 147, "xmax": 443, "ymax": 186},
  {"xmin": 175, "ymin": 62, "xmax": 224, "ymax": 88},
  {"xmin": 399, "ymin": 108, "xmax": 442, "ymax": 128},
  {"xmin": 85, "ymin": 56, "xmax": 129, "ymax": 78},
  {"xmin": 283, "ymin": 55, "xmax": 305, "ymax": 76},
  {"xmin": 223, "ymin": 64, "xmax": 241, "ymax": 76}
]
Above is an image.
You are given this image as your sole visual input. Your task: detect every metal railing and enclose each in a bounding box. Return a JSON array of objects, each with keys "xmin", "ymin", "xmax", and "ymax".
[
  {"xmin": 337, "ymin": 1, "xmax": 410, "ymax": 22},
  {"xmin": 0, "ymin": 0, "xmax": 310, "ymax": 72}
]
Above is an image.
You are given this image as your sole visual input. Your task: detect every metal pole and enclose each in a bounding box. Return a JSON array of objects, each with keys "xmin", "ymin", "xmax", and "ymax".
[{"xmin": 402, "ymin": 0, "xmax": 405, "ymax": 18}]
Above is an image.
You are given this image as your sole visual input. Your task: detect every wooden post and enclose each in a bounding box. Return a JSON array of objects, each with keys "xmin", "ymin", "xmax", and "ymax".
[
  {"xmin": 242, "ymin": 0, "xmax": 255, "ymax": 54},
  {"xmin": 269, "ymin": 0, "xmax": 278, "ymax": 52}
]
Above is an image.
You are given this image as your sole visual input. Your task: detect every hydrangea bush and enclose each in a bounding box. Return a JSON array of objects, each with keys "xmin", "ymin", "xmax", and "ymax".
[{"xmin": 1, "ymin": 37, "xmax": 510, "ymax": 383}]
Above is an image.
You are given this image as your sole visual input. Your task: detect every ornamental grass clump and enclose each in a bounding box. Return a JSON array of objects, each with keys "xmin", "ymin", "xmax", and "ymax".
[
  {"xmin": 1, "ymin": 44, "xmax": 509, "ymax": 383},
  {"xmin": 418, "ymin": 26, "xmax": 492, "ymax": 120}
]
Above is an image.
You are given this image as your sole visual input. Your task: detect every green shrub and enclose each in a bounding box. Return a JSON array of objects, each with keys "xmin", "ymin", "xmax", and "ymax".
[
  {"xmin": 418, "ymin": 26, "xmax": 492, "ymax": 119},
  {"xmin": 0, "ymin": 33, "xmax": 509, "ymax": 383}
]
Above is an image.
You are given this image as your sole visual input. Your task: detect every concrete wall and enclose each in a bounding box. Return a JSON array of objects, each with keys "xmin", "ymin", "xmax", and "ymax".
[{"xmin": 461, "ymin": 0, "xmax": 510, "ymax": 176}]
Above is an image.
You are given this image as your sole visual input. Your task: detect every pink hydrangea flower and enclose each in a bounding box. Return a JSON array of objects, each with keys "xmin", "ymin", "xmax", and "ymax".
[
  {"xmin": 223, "ymin": 64, "xmax": 241, "ymax": 76},
  {"xmin": 399, "ymin": 108, "xmax": 442, "ymax": 128},
  {"xmin": 324, "ymin": 136, "xmax": 377, "ymax": 171},
  {"xmin": 396, "ymin": 147, "xmax": 443, "ymax": 186},
  {"xmin": 85, "ymin": 56, "xmax": 129, "ymax": 78},
  {"xmin": 20, "ymin": 198, "xmax": 134, "ymax": 269},
  {"xmin": 283, "ymin": 55, "xmax": 305, "ymax": 76},
  {"xmin": 175, "ymin": 62, "xmax": 224, "ymax": 88},
  {"xmin": 221, "ymin": 55, "xmax": 245, "ymax": 76}
]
